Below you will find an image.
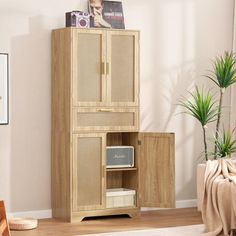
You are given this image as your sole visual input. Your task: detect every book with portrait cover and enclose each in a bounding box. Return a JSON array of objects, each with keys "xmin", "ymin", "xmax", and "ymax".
[
  {"xmin": 102, "ymin": 0, "xmax": 125, "ymax": 29},
  {"xmin": 89, "ymin": 0, "xmax": 125, "ymax": 29}
]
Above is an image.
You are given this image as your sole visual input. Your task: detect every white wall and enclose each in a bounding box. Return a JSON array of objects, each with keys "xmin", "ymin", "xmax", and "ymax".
[
  {"xmin": 0, "ymin": 0, "xmax": 234, "ymax": 213},
  {"xmin": 231, "ymin": 3, "xmax": 236, "ymax": 131},
  {"xmin": 124, "ymin": 0, "xmax": 234, "ymax": 201}
]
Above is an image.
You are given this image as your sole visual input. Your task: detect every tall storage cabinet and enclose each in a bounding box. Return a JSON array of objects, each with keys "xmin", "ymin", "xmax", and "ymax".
[{"xmin": 52, "ymin": 28, "xmax": 175, "ymax": 222}]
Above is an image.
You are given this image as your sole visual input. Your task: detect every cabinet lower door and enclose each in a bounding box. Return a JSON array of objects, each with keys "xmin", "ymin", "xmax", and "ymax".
[
  {"xmin": 72, "ymin": 133, "xmax": 106, "ymax": 211},
  {"xmin": 139, "ymin": 133, "xmax": 175, "ymax": 208}
]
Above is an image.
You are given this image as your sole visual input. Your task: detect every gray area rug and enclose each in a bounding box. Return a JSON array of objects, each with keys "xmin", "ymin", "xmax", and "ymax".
[{"xmin": 81, "ymin": 224, "xmax": 205, "ymax": 235}]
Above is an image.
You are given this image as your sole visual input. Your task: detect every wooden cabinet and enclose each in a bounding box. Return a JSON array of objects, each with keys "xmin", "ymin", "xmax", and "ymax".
[
  {"xmin": 52, "ymin": 28, "xmax": 175, "ymax": 222},
  {"xmin": 72, "ymin": 29, "xmax": 139, "ymax": 107}
]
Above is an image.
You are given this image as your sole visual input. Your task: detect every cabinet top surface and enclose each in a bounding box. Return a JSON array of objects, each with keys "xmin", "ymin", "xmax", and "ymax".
[{"xmin": 52, "ymin": 27, "xmax": 140, "ymax": 33}]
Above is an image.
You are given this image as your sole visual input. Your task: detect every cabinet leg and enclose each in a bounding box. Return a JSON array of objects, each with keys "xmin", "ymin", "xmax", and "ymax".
[
  {"xmin": 71, "ymin": 216, "xmax": 85, "ymax": 223},
  {"xmin": 128, "ymin": 212, "xmax": 139, "ymax": 218}
]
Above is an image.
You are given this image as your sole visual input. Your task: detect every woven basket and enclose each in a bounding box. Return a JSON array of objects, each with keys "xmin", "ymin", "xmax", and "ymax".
[{"xmin": 8, "ymin": 218, "xmax": 38, "ymax": 230}]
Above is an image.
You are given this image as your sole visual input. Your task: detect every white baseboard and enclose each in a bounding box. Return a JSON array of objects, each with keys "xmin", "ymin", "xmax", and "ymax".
[
  {"xmin": 7, "ymin": 199, "xmax": 197, "ymax": 219},
  {"xmin": 175, "ymin": 199, "xmax": 197, "ymax": 208},
  {"xmin": 141, "ymin": 199, "xmax": 197, "ymax": 211},
  {"xmin": 7, "ymin": 209, "xmax": 52, "ymax": 219}
]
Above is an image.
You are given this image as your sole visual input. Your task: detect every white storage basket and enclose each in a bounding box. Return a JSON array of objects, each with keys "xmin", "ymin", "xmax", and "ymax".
[{"xmin": 106, "ymin": 188, "xmax": 136, "ymax": 208}]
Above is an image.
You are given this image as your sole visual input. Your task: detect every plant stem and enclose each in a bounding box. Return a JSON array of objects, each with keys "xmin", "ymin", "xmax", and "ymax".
[
  {"xmin": 203, "ymin": 126, "xmax": 208, "ymax": 161},
  {"xmin": 214, "ymin": 88, "xmax": 224, "ymax": 159}
]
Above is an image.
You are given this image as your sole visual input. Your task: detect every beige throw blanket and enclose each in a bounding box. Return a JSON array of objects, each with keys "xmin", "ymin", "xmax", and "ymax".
[{"xmin": 201, "ymin": 159, "xmax": 236, "ymax": 236}]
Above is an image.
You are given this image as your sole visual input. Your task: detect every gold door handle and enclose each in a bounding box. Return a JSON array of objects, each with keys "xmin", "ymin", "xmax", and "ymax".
[
  {"xmin": 98, "ymin": 108, "xmax": 113, "ymax": 112},
  {"xmin": 106, "ymin": 62, "xmax": 110, "ymax": 75},
  {"xmin": 101, "ymin": 62, "xmax": 106, "ymax": 75}
]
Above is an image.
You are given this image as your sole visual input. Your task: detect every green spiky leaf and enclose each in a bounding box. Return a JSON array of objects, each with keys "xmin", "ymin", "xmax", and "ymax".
[
  {"xmin": 206, "ymin": 52, "xmax": 236, "ymax": 88},
  {"xmin": 214, "ymin": 129, "xmax": 236, "ymax": 158},
  {"xmin": 179, "ymin": 87, "xmax": 219, "ymax": 127}
]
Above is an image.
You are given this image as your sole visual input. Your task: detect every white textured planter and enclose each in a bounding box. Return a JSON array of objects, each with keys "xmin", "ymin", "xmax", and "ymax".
[
  {"xmin": 197, "ymin": 158, "xmax": 236, "ymax": 211},
  {"xmin": 197, "ymin": 163, "xmax": 206, "ymax": 211}
]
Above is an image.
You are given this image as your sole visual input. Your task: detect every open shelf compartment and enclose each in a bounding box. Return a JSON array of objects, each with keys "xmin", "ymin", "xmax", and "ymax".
[{"xmin": 106, "ymin": 132, "xmax": 139, "ymax": 209}]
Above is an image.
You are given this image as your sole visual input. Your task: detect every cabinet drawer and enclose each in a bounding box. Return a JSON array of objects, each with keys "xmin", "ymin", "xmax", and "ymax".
[{"xmin": 73, "ymin": 108, "xmax": 139, "ymax": 132}]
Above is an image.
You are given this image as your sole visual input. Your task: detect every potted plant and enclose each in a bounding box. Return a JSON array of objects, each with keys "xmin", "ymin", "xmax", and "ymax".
[
  {"xmin": 179, "ymin": 87, "xmax": 219, "ymax": 161},
  {"xmin": 180, "ymin": 52, "xmax": 236, "ymax": 161},
  {"xmin": 179, "ymin": 52, "xmax": 236, "ymax": 211}
]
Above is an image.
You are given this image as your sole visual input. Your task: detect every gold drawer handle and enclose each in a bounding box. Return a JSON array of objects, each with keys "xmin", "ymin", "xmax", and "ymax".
[{"xmin": 98, "ymin": 108, "xmax": 113, "ymax": 112}]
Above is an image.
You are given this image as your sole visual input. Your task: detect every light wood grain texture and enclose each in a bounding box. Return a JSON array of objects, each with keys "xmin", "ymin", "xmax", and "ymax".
[
  {"xmin": 72, "ymin": 133, "xmax": 106, "ymax": 211},
  {"xmin": 107, "ymin": 133, "xmax": 123, "ymax": 146},
  {"xmin": 0, "ymin": 201, "xmax": 10, "ymax": 236},
  {"xmin": 121, "ymin": 133, "xmax": 140, "ymax": 208},
  {"xmin": 121, "ymin": 132, "xmax": 140, "ymax": 169},
  {"xmin": 139, "ymin": 133, "xmax": 175, "ymax": 208},
  {"xmin": 73, "ymin": 107, "xmax": 139, "ymax": 132},
  {"xmin": 122, "ymin": 171, "xmax": 139, "ymax": 208},
  {"xmin": 51, "ymin": 28, "xmax": 72, "ymax": 221},
  {"xmin": 71, "ymin": 207, "xmax": 139, "ymax": 222},
  {"xmin": 11, "ymin": 208, "xmax": 202, "ymax": 236},
  {"xmin": 107, "ymin": 171, "xmax": 123, "ymax": 189}
]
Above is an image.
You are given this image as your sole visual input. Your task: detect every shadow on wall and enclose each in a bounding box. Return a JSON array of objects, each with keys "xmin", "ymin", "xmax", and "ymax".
[
  {"xmin": 140, "ymin": 0, "xmax": 233, "ymax": 201},
  {"xmin": 161, "ymin": 67, "xmax": 202, "ymax": 200},
  {"xmin": 138, "ymin": 0, "xmax": 201, "ymax": 200},
  {"xmin": 10, "ymin": 15, "xmax": 51, "ymax": 212}
]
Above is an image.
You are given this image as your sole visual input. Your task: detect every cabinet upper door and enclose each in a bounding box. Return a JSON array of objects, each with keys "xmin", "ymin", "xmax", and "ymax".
[
  {"xmin": 72, "ymin": 133, "xmax": 106, "ymax": 212},
  {"xmin": 139, "ymin": 133, "xmax": 175, "ymax": 208},
  {"xmin": 72, "ymin": 29, "xmax": 107, "ymax": 106},
  {"xmin": 106, "ymin": 31, "xmax": 139, "ymax": 106}
]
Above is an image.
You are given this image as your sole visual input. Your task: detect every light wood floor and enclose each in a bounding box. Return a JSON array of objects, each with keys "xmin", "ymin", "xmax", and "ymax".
[{"xmin": 11, "ymin": 208, "xmax": 202, "ymax": 236}]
